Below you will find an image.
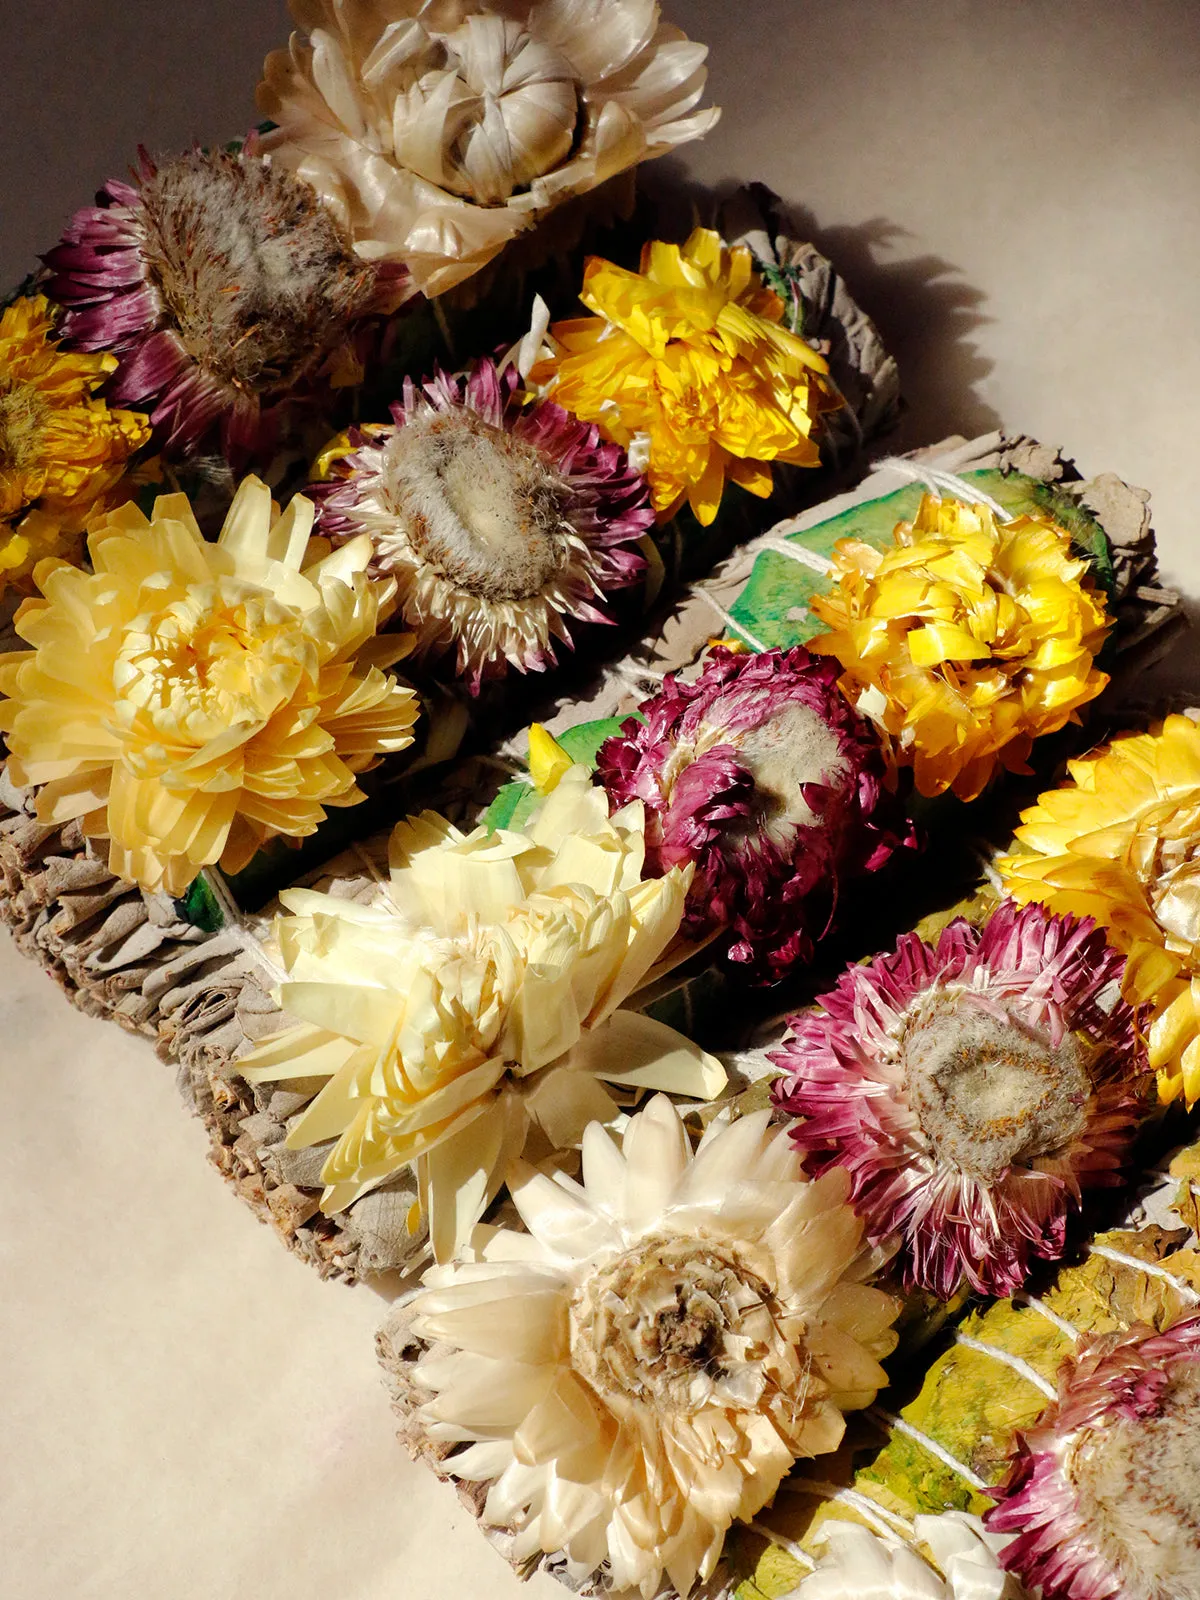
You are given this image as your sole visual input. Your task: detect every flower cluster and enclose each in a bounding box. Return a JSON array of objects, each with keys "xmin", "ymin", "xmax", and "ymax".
[
  {"xmin": 533, "ymin": 228, "xmax": 842, "ymax": 525},
  {"xmin": 259, "ymin": 0, "xmax": 720, "ymax": 297},
  {"xmin": 986, "ymin": 1316, "xmax": 1200, "ymax": 1600},
  {"xmin": 771, "ymin": 899, "xmax": 1150, "ymax": 1299},
  {"xmin": 405, "ymin": 1095, "xmax": 898, "ymax": 1598},
  {"xmin": 310, "ymin": 358, "xmax": 651, "ymax": 688},
  {"xmin": 793, "ymin": 1514, "xmax": 1024, "ymax": 1600},
  {"xmin": 0, "ymin": 295, "xmax": 149, "ymax": 594},
  {"xmin": 810, "ymin": 492, "xmax": 1112, "ymax": 800},
  {"xmin": 597, "ymin": 644, "xmax": 910, "ymax": 980},
  {"xmin": 241, "ymin": 765, "xmax": 725, "ymax": 1259},
  {"xmin": 1000, "ymin": 714, "xmax": 1200, "ymax": 1108},
  {"xmin": 0, "ymin": 477, "xmax": 418, "ymax": 895}
]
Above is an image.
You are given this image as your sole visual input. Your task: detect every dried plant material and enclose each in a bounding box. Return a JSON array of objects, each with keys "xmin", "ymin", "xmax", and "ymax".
[
  {"xmin": 0, "ymin": 295, "xmax": 149, "ymax": 593},
  {"xmin": 259, "ymin": 0, "xmax": 719, "ymax": 297},
  {"xmin": 240, "ymin": 765, "xmax": 725, "ymax": 1259},
  {"xmin": 381, "ymin": 1096, "xmax": 898, "ymax": 1598},
  {"xmin": 771, "ymin": 900, "xmax": 1150, "ymax": 1299},
  {"xmin": 784, "ymin": 1514, "xmax": 1024, "ymax": 1600},
  {"xmin": 1000, "ymin": 714, "xmax": 1200, "ymax": 1107},
  {"xmin": 532, "ymin": 229, "xmax": 842, "ymax": 526},
  {"xmin": 0, "ymin": 476, "xmax": 418, "ymax": 895},
  {"xmin": 809, "ymin": 493, "xmax": 1112, "ymax": 800}
]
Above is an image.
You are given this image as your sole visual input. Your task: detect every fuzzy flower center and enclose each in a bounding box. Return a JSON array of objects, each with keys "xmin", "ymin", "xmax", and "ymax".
[
  {"xmin": 394, "ymin": 16, "xmax": 579, "ymax": 203},
  {"xmin": 1068, "ymin": 1361, "xmax": 1200, "ymax": 1598},
  {"xmin": 0, "ymin": 376, "xmax": 47, "ymax": 478},
  {"xmin": 373, "ymin": 410, "xmax": 571, "ymax": 601},
  {"xmin": 112, "ymin": 589, "xmax": 309, "ymax": 754},
  {"xmin": 136, "ymin": 150, "xmax": 372, "ymax": 395},
  {"xmin": 902, "ymin": 994, "xmax": 1091, "ymax": 1180},
  {"xmin": 569, "ymin": 1235, "xmax": 779, "ymax": 1417}
]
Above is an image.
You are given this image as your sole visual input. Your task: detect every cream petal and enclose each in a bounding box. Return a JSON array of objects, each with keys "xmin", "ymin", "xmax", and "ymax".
[
  {"xmin": 519, "ymin": 1064, "xmax": 621, "ymax": 1151},
  {"xmin": 424, "ymin": 1088, "xmax": 527, "ymax": 1263},
  {"xmin": 512, "ymin": 1371, "xmax": 608, "ymax": 1469},
  {"xmin": 569, "ymin": 1010, "xmax": 726, "ymax": 1100},
  {"xmin": 616, "ymin": 1092, "xmax": 690, "ymax": 1230},
  {"xmin": 419, "ymin": 1353, "xmax": 556, "ymax": 1431},
  {"xmin": 445, "ymin": 1438, "xmax": 513, "ymax": 1482},
  {"xmin": 415, "ymin": 1288, "xmax": 568, "ymax": 1365},
  {"xmin": 508, "ymin": 1161, "xmax": 622, "ymax": 1260},
  {"xmin": 580, "ymin": 1119, "xmax": 627, "ymax": 1215}
]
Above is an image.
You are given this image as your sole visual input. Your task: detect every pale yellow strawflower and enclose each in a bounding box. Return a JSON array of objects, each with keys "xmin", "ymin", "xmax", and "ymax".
[
  {"xmin": 532, "ymin": 228, "xmax": 841, "ymax": 526},
  {"xmin": 407, "ymin": 1096, "xmax": 898, "ymax": 1597},
  {"xmin": 810, "ymin": 492, "xmax": 1112, "ymax": 800},
  {"xmin": 241, "ymin": 766, "xmax": 725, "ymax": 1259},
  {"xmin": 259, "ymin": 0, "xmax": 719, "ymax": 297},
  {"xmin": 0, "ymin": 294, "xmax": 150, "ymax": 594},
  {"xmin": 0, "ymin": 478, "xmax": 418, "ymax": 896},
  {"xmin": 1000, "ymin": 714, "xmax": 1200, "ymax": 1108}
]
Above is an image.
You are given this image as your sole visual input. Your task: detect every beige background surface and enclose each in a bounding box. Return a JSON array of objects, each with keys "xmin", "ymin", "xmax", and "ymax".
[{"xmin": 2, "ymin": 3, "xmax": 1199, "ymax": 1597}]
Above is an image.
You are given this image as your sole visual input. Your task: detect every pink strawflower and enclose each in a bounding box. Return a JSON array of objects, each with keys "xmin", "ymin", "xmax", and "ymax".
[
  {"xmin": 986, "ymin": 1316, "xmax": 1200, "ymax": 1600},
  {"xmin": 311, "ymin": 358, "xmax": 650, "ymax": 689},
  {"xmin": 771, "ymin": 900, "xmax": 1151, "ymax": 1299},
  {"xmin": 595, "ymin": 645, "xmax": 909, "ymax": 981},
  {"xmin": 43, "ymin": 145, "xmax": 388, "ymax": 459}
]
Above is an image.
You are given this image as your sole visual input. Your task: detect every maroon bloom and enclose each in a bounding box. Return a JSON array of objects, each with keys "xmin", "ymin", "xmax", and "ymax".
[
  {"xmin": 771, "ymin": 900, "xmax": 1151, "ymax": 1299},
  {"xmin": 43, "ymin": 145, "xmax": 389, "ymax": 460},
  {"xmin": 595, "ymin": 644, "xmax": 909, "ymax": 981},
  {"xmin": 310, "ymin": 358, "xmax": 651, "ymax": 689},
  {"xmin": 986, "ymin": 1316, "xmax": 1200, "ymax": 1600}
]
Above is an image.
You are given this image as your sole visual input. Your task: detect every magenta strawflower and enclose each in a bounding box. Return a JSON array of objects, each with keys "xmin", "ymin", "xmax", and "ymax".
[
  {"xmin": 595, "ymin": 645, "xmax": 909, "ymax": 980},
  {"xmin": 771, "ymin": 900, "xmax": 1151, "ymax": 1299},
  {"xmin": 311, "ymin": 358, "xmax": 650, "ymax": 689},
  {"xmin": 43, "ymin": 145, "xmax": 386, "ymax": 459},
  {"xmin": 986, "ymin": 1316, "xmax": 1200, "ymax": 1600}
]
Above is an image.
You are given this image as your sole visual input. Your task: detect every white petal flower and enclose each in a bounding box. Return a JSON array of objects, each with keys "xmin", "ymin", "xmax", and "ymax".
[
  {"xmin": 406, "ymin": 1096, "xmax": 900, "ymax": 1597},
  {"xmin": 241, "ymin": 765, "xmax": 725, "ymax": 1258},
  {"xmin": 789, "ymin": 1515, "xmax": 1025, "ymax": 1600},
  {"xmin": 258, "ymin": 0, "xmax": 720, "ymax": 296}
]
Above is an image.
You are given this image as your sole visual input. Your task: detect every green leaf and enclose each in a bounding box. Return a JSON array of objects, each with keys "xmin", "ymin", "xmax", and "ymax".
[
  {"xmin": 483, "ymin": 715, "xmax": 641, "ymax": 833},
  {"xmin": 174, "ymin": 871, "xmax": 226, "ymax": 933}
]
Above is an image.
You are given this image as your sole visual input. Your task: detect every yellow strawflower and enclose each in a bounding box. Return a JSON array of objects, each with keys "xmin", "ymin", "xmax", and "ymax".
[
  {"xmin": 0, "ymin": 294, "xmax": 149, "ymax": 593},
  {"xmin": 809, "ymin": 492, "xmax": 1112, "ymax": 800},
  {"xmin": 1000, "ymin": 715, "xmax": 1200, "ymax": 1107},
  {"xmin": 531, "ymin": 228, "xmax": 841, "ymax": 527},
  {"xmin": 0, "ymin": 477, "xmax": 419, "ymax": 896}
]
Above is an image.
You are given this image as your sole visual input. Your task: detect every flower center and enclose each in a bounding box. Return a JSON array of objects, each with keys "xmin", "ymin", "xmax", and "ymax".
[
  {"xmin": 901, "ymin": 993, "xmax": 1091, "ymax": 1180},
  {"xmin": 569, "ymin": 1234, "xmax": 778, "ymax": 1417},
  {"xmin": 1069, "ymin": 1361, "xmax": 1200, "ymax": 1600},
  {"xmin": 137, "ymin": 150, "xmax": 373, "ymax": 395},
  {"xmin": 375, "ymin": 409, "xmax": 570, "ymax": 601},
  {"xmin": 112, "ymin": 588, "xmax": 309, "ymax": 752},
  {"xmin": 729, "ymin": 701, "xmax": 849, "ymax": 843},
  {"xmin": 393, "ymin": 16, "xmax": 580, "ymax": 204},
  {"xmin": 0, "ymin": 375, "xmax": 47, "ymax": 481}
]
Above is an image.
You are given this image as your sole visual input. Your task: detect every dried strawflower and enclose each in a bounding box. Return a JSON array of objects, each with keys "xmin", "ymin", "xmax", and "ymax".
[
  {"xmin": 532, "ymin": 228, "xmax": 842, "ymax": 525},
  {"xmin": 1000, "ymin": 715, "xmax": 1200, "ymax": 1108},
  {"xmin": 240, "ymin": 766, "xmax": 725, "ymax": 1259},
  {"xmin": 596, "ymin": 645, "xmax": 908, "ymax": 981},
  {"xmin": 794, "ymin": 1514, "xmax": 1025, "ymax": 1600},
  {"xmin": 0, "ymin": 477, "xmax": 417, "ymax": 896},
  {"xmin": 0, "ymin": 294, "xmax": 149, "ymax": 594},
  {"xmin": 986, "ymin": 1316, "xmax": 1200, "ymax": 1600},
  {"xmin": 407, "ymin": 1095, "xmax": 898, "ymax": 1597},
  {"xmin": 771, "ymin": 900, "xmax": 1150, "ymax": 1300},
  {"xmin": 44, "ymin": 147, "xmax": 382, "ymax": 458},
  {"xmin": 809, "ymin": 493, "xmax": 1112, "ymax": 800},
  {"xmin": 258, "ymin": 0, "xmax": 719, "ymax": 298},
  {"xmin": 311, "ymin": 359, "xmax": 650, "ymax": 688}
]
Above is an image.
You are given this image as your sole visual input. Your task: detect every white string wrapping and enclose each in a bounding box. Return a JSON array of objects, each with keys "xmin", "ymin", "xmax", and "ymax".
[
  {"xmin": 873, "ymin": 456, "xmax": 1015, "ymax": 522},
  {"xmin": 758, "ymin": 536, "xmax": 837, "ymax": 577},
  {"xmin": 954, "ymin": 1330, "xmax": 1058, "ymax": 1402},
  {"xmin": 1016, "ymin": 1292, "xmax": 1082, "ymax": 1342},
  {"xmin": 1088, "ymin": 1242, "xmax": 1200, "ymax": 1304},
  {"xmin": 868, "ymin": 1407, "xmax": 990, "ymax": 1494},
  {"xmin": 692, "ymin": 584, "xmax": 768, "ymax": 651},
  {"xmin": 747, "ymin": 1522, "xmax": 815, "ymax": 1573},
  {"xmin": 782, "ymin": 1480, "xmax": 916, "ymax": 1540}
]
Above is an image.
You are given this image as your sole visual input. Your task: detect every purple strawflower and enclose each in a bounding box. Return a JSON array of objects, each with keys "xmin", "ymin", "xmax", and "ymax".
[
  {"xmin": 596, "ymin": 644, "xmax": 910, "ymax": 981},
  {"xmin": 43, "ymin": 145, "xmax": 390, "ymax": 459},
  {"xmin": 310, "ymin": 358, "xmax": 651, "ymax": 690},
  {"xmin": 771, "ymin": 900, "xmax": 1151, "ymax": 1299},
  {"xmin": 986, "ymin": 1316, "xmax": 1200, "ymax": 1599}
]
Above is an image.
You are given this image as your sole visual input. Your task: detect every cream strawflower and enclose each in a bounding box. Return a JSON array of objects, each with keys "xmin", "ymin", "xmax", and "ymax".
[
  {"xmin": 790, "ymin": 1514, "xmax": 1025, "ymax": 1600},
  {"xmin": 407, "ymin": 1096, "xmax": 899, "ymax": 1598},
  {"xmin": 241, "ymin": 766, "xmax": 725, "ymax": 1258},
  {"xmin": 258, "ymin": 0, "xmax": 720, "ymax": 297},
  {"xmin": 0, "ymin": 477, "xmax": 418, "ymax": 895}
]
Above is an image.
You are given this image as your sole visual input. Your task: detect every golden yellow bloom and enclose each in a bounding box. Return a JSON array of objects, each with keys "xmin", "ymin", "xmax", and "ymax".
[
  {"xmin": 0, "ymin": 294, "xmax": 149, "ymax": 593},
  {"xmin": 1000, "ymin": 714, "xmax": 1200, "ymax": 1107},
  {"xmin": 810, "ymin": 492, "xmax": 1112, "ymax": 800},
  {"xmin": 531, "ymin": 228, "xmax": 841, "ymax": 526},
  {"xmin": 0, "ymin": 477, "xmax": 418, "ymax": 896},
  {"xmin": 240, "ymin": 766, "xmax": 726, "ymax": 1260}
]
